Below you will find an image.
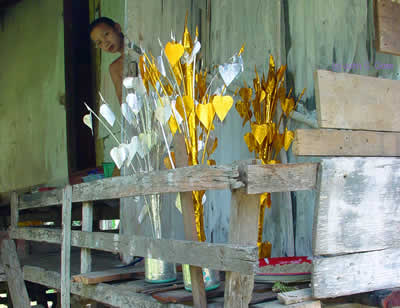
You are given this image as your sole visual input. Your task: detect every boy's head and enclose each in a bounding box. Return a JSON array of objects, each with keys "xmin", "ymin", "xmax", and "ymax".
[{"xmin": 89, "ymin": 17, "xmax": 123, "ymax": 54}]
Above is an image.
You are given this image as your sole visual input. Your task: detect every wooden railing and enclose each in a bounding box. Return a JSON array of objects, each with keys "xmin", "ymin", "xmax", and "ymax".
[{"xmin": 9, "ymin": 160, "xmax": 318, "ymax": 308}]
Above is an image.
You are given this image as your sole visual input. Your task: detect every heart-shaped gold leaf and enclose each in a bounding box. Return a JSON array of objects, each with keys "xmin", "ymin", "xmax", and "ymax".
[
  {"xmin": 175, "ymin": 96, "xmax": 194, "ymax": 120},
  {"xmin": 212, "ymin": 95, "xmax": 233, "ymax": 122},
  {"xmin": 196, "ymin": 103, "xmax": 215, "ymax": 129},
  {"xmin": 168, "ymin": 116, "xmax": 179, "ymax": 136},
  {"xmin": 244, "ymin": 132, "xmax": 256, "ymax": 152},
  {"xmin": 281, "ymin": 97, "xmax": 295, "ymax": 117},
  {"xmin": 284, "ymin": 128, "xmax": 294, "ymax": 151},
  {"xmin": 251, "ymin": 123, "xmax": 268, "ymax": 145},
  {"xmin": 165, "ymin": 42, "xmax": 184, "ymax": 66},
  {"xmin": 164, "ymin": 152, "xmax": 175, "ymax": 169}
]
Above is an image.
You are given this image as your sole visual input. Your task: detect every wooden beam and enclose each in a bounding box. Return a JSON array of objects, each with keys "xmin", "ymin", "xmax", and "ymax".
[
  {"xmin": 19, "ymin": 164, "xmax": 242, "ymax": 210},
  {"xmin": 10, "ymin": 192, "xmax": 19, "ymax": 228},
  {"xmin": 19, "ymin": 189, "xmax": 62, "ymax": 210},
  {"xmin": 374, "ymin": 0, "xmax": 400, "ymax": 56},
  {"xmin": 224, "ymin": 190, "xmax": 260, "ymax": 308},
  {"xmin": 242, "ymin": 163, "xmax": 318, "ymax": 194},
  {"xmin": 23, "ymin": 266, "xmax": 187, "ymax": 308},
  {"xmin": 278, "ymin": 288, "xmax": 313, "ymax": 305},
  {"xmin": 174, "ymin": 134, "xmax": 207, "ymax": 308},
  {"xmin": 313, "ymin": 157, "xmax": 400, "ymax": 256},
  {"xmin": 72, "ymin": 267, "xmax": 144, "ymax": 285},
  {"xmin": 312, "ymin": 248, "xmax": 400, "ymax": 298},
  {"xmin": 61, "ymin": 185, "xmax": 72, "ymax": 307},
  {"xmin": 315, "ymin": 70, "xmax": 400, "ymax": 132},
  {"xmin": 10, "ymin": 228, "xmax": 257, "ymax": 274},
  {"xmin": 293, "ymin": 129, "xmax": 400, "ymax": 156},
  {"xmin": 81, "ymin": 201, "xmax": 93, "ymax": 274},
  {"xmin": 1, "ymin": 239, "xmax": 31, "ymax": 308}
]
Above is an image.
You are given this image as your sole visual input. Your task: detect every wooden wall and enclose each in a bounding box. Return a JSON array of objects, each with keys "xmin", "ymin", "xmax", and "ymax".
[{"xmin": 123, "ymin": 0, "xmax": 400, "ymax": 257}]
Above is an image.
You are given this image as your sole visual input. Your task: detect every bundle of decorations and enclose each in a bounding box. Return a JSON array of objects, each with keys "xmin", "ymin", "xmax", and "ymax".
[{"xmin": 235, "ymin": 55, "xmax": 305, "ymax": 258}]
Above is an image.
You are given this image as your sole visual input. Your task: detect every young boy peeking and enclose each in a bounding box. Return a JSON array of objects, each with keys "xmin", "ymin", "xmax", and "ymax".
[{"xmin": 89, "ymin": 17, "xmax": 124, "ymax": 104}]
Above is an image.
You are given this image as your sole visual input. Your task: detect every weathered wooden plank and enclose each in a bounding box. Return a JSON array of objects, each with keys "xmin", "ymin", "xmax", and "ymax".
[
  {"xmin": 10, "ymin": 227, "xmax": 62, "ymax": 243},
  {"xmin": 72, "ymin": 267, "xmax": 144, "ymax": 285},
  {"xmin": 81, "ymin": 201, "xmax": 93, "ymax": 274},
  {"xmin": 61, "ymin": 185, "xmax": 72, "ymax": 308},
  {"xmin": 224, "ymin": 191, "xmax": 260, "ymax": 308},
  {"xmin": 19, "ymin": 188, "xmax": 62, "ymax": 209},
  {"xmin": 252, "ymin": 300, "xmax": 321, "ymax": 308},
  {"xmin": 312, "ymin": 248, "xmax": 400, "ymax": 298},
  {"xmin": 374, "ymin": 0, "xmax": 400, "ymax": 56},
  {"xmin": 174, "ymin": 134, "xmax": 207, "ymax": 308},
  {"xmin": 278, "ymin": 288, "xmax": 313, "ymax": 305},
  {"xmin": 243, "ymin": 163, "xmax": 318, "ymax": 194},
  {"xmin": 18, "ymin": 164, "xmax": 241, "ymax": 210},
  {"xmin": 315, "ymin": 70, "xmax": 400, "ymax": 132},
  {"xmin": 23, "ymin": 266, "xmax": 191, "ymax": 308},
  {"xmin": 72, "ymin": 164, "xmax": 241, "ymax": 204},
  {"xmin": 0, "ymin": 239, "xmax": 31, "ymax": 308},
  {"xmin": 293, "ymin": 129, "xmax": 400, "ymax": 156},
  {"xmin": 10, "ymin": 192, "xmax": 19, "ymax": 228},
  {"xmin": 313, "ymin": 157, "xmax": 400, "ymax": 256},
  {"xmin": 11, "ymin": 228, "xmax": 257, "ymax": 274}
]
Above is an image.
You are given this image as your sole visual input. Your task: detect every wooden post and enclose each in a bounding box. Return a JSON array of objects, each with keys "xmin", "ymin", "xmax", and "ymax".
[
  {"xmin": 1, "ymin": 239, "xmax": 30, "ymax": 308},
  {"xmin": 81, "ymin": 201, "xmax": 93, "ymax": 273},
  {"xmin": 224, "ymin": 189, "xmax": 260, "ymax": 308},
  {"xmin": 174, "ymin": 134, "xmax": 207, "ymax": 308},
  {"xmin": 10, "ymin": 192, "xmax": 18, "ymax": 229},
  {"xmin": 61, "ymin": 185, "xmax": 72, "ymax": 307}
]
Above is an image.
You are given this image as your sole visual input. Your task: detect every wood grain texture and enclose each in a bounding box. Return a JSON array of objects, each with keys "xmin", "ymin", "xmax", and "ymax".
[
  {"xmin": 0, "ymin": 239, "xmax": 31, "ymax": 308},
  {"xmin": 374, "ymin": 0, "xmax": 400, "ymax": 56},
  {"xmin": 315, "ymin": 70, "xmax": 400, "ymax": 132},
  {"xmin": 243, "ymin": 163, "xmax": 318, "ymax": 194},
  {"xmin": 19, "ymin": 188, "xmax": 62, "ymax": 209},
  {"xmin": 61, "ymin": 185, "xmax": 72, "ymax": 308},
  {"xmin": 10, "ymin": 228, "xmax": 257, "ymax": 274},
  {"xmin": 18, "ymin": 164, "xmax": 241, "ymax": 210},
  {"xmin": 224, "ymin": 191, "xmax": 260, "ymax": 308},
  {"xmin": 293, "ymin": 129, "xmax": 400, "ymax": 156},
  {"xmin": 23, "ymin": 266, "xmax": 191, "ymax": 308},
  {"xmin": 252, "ymin": 300, "xmax": 321, "ymax": 308},
  {"xmin": 312, "ymin": 248, "xmax": 400, "ymax": 298},
  {"xmin": 278, "ymin": 288, "xmax": 313, "ymax": 305},
  {"xmin": 81, "ymin": 201, "xmax": 93, "ymax": 274},
  {"xmin": 313, "ymin": 157, "xmax": 400, "ymax": 256},
  {"xmin": 10, "ymin": 192, "xmax": 19, "ymax": 228},
  {"xmin": 174, "ymin": 133, "xmax": 207, "ymax": 308},
  {"xmin": 72, "ymin": 267, "xmax": 144, "ymax": 285}
]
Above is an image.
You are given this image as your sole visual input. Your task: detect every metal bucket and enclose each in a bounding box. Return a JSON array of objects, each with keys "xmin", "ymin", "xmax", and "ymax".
[
  {"xmin": 182, "ymin": 264, "xmax": 220, "ymax": 291},
  {"xmin": 145, "ymin": 258, "xmax": 177, "ymax": 283}
]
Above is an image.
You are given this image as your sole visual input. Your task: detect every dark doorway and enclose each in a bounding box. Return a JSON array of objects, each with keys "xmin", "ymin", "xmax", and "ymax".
[{"xmin": 63, "ymin": 0, "xmax": 96, "ymax": 175}]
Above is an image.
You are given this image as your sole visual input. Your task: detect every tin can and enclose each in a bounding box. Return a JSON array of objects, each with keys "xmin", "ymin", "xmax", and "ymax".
[
  {"xmin": 145, "ymin": 258, "xmax": 177, "ymax": 283},
  {"xmin": 182, "ymin": 264, "xmax": 220, "ymax": 291}
]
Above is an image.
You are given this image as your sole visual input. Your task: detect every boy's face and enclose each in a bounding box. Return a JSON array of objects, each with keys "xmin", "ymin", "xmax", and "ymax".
[{"xmin": 90, "ymin": 23, "xmax": 123, "ymax": 53}]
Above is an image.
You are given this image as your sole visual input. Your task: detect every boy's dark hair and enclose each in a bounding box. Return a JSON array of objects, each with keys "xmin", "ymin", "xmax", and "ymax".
[{"xmin": 89, "ymin": 17, "xmax": 116, "ymax": 34}]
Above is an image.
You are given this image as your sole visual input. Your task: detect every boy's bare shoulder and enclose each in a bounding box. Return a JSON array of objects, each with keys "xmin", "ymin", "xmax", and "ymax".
[{"xmin": 109, "ymin": 56, "xmax": 123, "ymax": 74}]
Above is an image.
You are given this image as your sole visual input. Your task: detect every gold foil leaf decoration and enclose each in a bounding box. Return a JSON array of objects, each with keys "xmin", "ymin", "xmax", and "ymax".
[
  {"xmin": 164, "ymin": 152, "xmax": 176, "ymax": 169},
  {"xmin": 206, "ymin": 137, "xmax": 218, "ymax": 156},
  {"xmin": 207, "ymin": 159, "xmax": 216, "ymax": 166},
  {"xmin": 283, "ymin": 128, "xmax": 294, "ymax": 151},
  {"xmin": 212, "ymin": 95, "xmax": 233, "ymax": 122},
  {"xmin": 196, "ymin": 103, "xmax": 215, "ymax": 129},
  {"xmin": 251, "ymin": 123, "xmax": 268, "ymax": 145},
  {"xmin": 165, "ymin": 42, "xmax": 184, "ymax": 66},
  {"xmin": 175, "ymin": 96, "xmax": 194, "ymax": 120},
  {"xmin": 260, "ymin": 192, "xmax": 272, "ymax": 208},
  {"xmin": 258, "ymin": 241, "xmax": 272, "ymax": 259},
  {"xmin": 244, "ymin": 132, "xmax": 256, "ymax": 152},
  {"xmin": 281, "ymin": 97, "xmax": 295, "ymax": 117},
  {"xmin": 168, "ymin": 116, "xmax": 179, "ymax": 136}
]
